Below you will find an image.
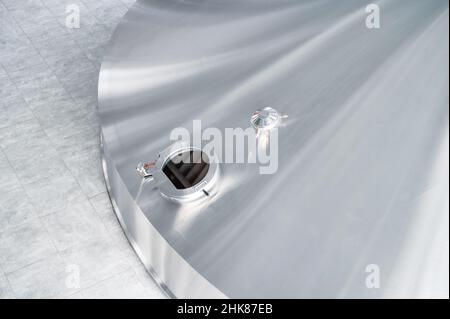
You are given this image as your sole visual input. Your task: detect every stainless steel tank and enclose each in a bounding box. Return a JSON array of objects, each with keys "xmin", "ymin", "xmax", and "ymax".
[{"xmin": 98, "ymin": 0, "xmax": 449, "ymax": 298}]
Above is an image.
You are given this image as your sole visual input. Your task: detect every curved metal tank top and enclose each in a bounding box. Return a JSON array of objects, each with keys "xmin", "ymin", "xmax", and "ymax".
[{"xmin": 98, "ymin": 0, "xmax": 449, "ymax": 298}]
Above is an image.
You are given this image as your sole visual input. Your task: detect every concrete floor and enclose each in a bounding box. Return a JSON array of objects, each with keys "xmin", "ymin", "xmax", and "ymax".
[{"xmin": 0, "ymin": 0, "xmax": 166, "ymax": 298}]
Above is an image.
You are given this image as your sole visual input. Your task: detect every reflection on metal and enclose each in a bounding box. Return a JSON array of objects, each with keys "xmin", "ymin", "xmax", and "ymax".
[{"xmin": 98, "ymin": 0, "xmax": 449, "ymax": 298}]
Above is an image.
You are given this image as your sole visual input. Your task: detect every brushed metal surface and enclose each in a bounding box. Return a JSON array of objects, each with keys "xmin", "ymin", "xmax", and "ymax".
[{"xmin": 98, "ymin": 0, "xmax": 449, "ymax": 298}]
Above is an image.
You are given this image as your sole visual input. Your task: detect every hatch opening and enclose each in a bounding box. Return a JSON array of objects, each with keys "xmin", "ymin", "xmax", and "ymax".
[{"xmin": 162, "ymin": 149, "xmax": 210, "ymax": 190}]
